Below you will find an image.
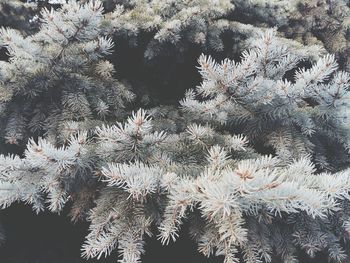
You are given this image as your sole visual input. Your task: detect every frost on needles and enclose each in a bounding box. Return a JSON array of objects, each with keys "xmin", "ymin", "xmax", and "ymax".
[
  {"xmin": 181, "ymin": 29, "xmax": 350, "ymax": 170},
  {"xmin": 101, "ymin": 0, "xmax": 235, "ymax": 59},
  {"xmin": 0, "ymin": 0, "xmax": 134, "ymax": 147},
  {"xmin": 99, "ymin": 0, "xmax": 325, "ymax": 61},
  {"xmin": 1, "ymin": 29, "xmax": 350, "ymax": 263}
]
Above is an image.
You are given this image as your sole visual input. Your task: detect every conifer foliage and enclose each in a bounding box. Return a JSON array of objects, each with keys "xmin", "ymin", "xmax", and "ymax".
[
  {"xmin": 104, "ymin": 0, "xmax": 235, "ymax": 59},
  {"xmin": 181, "ymin": 29, "xmax": 350, "ymax": 169},
  {"xmin": 0, "ymin": 0, "xmax": 134, "ymax": 146},
  {"xmin": 0, "ymin": 1, "xmax": 350, "ymax": 263}
]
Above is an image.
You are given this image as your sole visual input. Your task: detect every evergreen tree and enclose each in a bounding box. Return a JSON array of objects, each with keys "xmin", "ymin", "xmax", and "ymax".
[
  {"xmin": 0, "ymin": 0, "xmax": 134, "ymax": 149},
  {"xmin": 72, "ymin": 0, "xmax": 325, "ymax": 63},
  {"xmin": 232, "ymin": 0, "xmax": 350, "ymax": 70},
  {"xmin": 181, "ymin": 29, "xmax": 350, "ymax": 170},
  {"xmin": 1, "ymin": 28, "xmax": 350, "ymax": 263}
]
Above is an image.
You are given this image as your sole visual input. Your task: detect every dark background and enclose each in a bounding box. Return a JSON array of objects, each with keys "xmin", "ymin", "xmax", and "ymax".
[
  {"xmin": 0, "ymin": 204, "xmax": 334, "ymax": 263},
  {"xmin": 0, "ymin": 203, "xmax": 222, "ymax": 263}
]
